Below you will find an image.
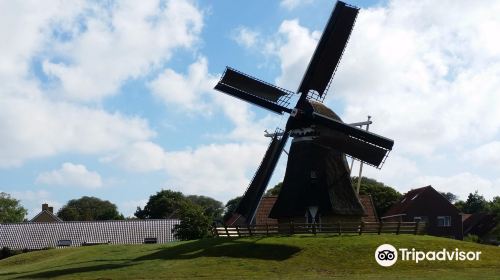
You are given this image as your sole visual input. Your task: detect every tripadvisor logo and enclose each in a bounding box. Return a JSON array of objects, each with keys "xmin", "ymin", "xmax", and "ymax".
[{"xmin": 374, "ymin": 244, "xmax": 482, "ymax": 267}]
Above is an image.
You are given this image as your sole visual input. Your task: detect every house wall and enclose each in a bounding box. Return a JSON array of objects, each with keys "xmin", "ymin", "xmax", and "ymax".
[{"xmin": 404, "ymin": 190, "xmax": 463, "ymax": 240}]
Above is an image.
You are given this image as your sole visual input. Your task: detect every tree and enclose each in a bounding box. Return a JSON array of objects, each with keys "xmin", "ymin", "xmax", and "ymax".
[
  {"xmin": 462, "ymin": 191, "xmax": 489, "ymax": 214},
  {"xmin": 353, "ymin": 177, "xmax": 402, "ymax": 217},
  {"xmin": 265, "ymin": 182, "xmax": 282, "ymax": 196},
  {"xmin": 488, "ymin": 196, "xmax": 500, "ymax": 221},
  {"xmin": 454, "ymin": 200, "xmax": 465, "ymax": 212},
  {"xmin": 186, "ymin": 195, "xmax": 224, "ymax": 221},
  {"xmin": 135, "ymin": 190, "xmax": 185, "ymax": 219},
  {"xmin": 440, "ymin": 192, "xmax": 458, "ymax": 203},
  {"xmin": 223, "ymin": 196, "xmax": 242, "ymax": 222},
  {"xmin": 0, "ymin": 192, "xmax": 27, "ymax": 223},
  {"xmin": 172, "ymin": 201, "xmax": 211, "ymax": 240},
  {"xmin": 57, "ymin": 196, "xmax": 123, "ymax": 221}
]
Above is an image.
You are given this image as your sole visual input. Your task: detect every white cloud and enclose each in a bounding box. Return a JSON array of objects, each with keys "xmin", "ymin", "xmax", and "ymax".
[
  {"xmin": 148, "ymin": 56, "xmax": 218, "ymax": 112},
  {"xmin": 42, "ymin": 0, "xmax": 204, "ymax": 102},
  {"xmin": 231, "ymin": 26, "xmax": 260, "ymax": 49},
  {"xmin": 102, "ymin": 141, "xmax": 168, "ymax": 172},
  {"xmin": 463, "ymin": 141, "xmax": 500, "ymax": 170},
  {"xmin": 0, "ymin": 96, "xmax": 154, "ymax": 168},
  {"xmin": 119, "ymin": 199, "xmax": 148, "ymax": 218},
  {"xmin": 36, "ymin": 162, "xmax": 103, "ymax": 189},
  {"xmin": 164, "ymin": 143, "xmax": 270, "ymax": 201},
  {"xmin": 267, "ymin": 19, "xmax": 320, "ymax": 90},
  {"xmin": 280, "ymin": 0, "xmax": 314, "ymax": 10}
]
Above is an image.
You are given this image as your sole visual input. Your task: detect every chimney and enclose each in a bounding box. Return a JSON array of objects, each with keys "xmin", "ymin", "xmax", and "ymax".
[
  {"xmin": 42, "ymin": 203, "xmax": 49, "ymax": 211},
  {"xmin": 48, "ymin": 207, "xmax": 53, "ymax": 213}
]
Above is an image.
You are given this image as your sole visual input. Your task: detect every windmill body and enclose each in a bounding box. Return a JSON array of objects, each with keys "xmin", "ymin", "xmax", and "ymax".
[{"xmin": 215, "ymin": 1, "xmax": 394, "ymax": 226}]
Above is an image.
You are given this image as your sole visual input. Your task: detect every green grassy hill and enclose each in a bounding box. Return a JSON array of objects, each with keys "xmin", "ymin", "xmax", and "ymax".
[{"xmin": 1, "ymin": 234, "xmax": 499, "ymax": 279}]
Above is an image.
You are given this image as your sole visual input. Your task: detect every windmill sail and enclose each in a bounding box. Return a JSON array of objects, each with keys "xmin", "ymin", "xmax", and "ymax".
[
  {"xmin": 215, "ymin": 68, "xmax": 293, "ymax": 114},
  {"xmin": 230, "ymin": 133, "xmax": 289, "ymax": 225},
  {"xmin": 297, "ymin": 1, "xmax": 359, "ymax": 99}
]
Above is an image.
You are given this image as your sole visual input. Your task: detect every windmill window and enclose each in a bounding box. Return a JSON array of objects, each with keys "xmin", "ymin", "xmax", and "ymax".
[
  {"xmin": 437, "ymin": 216, "xmax": 451, "ymax": 227},
  {"xmin": 310, "ymin": 171, "xmax": 317, "ymax": 179}
]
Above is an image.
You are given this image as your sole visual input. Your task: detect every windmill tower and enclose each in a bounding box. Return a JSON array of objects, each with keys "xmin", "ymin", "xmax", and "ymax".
[{"xmin": 215, "ymin": 1, "xmax": 394, "ymax": 226}]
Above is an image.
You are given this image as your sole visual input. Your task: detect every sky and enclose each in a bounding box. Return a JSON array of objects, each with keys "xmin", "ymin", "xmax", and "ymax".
[{"xmin": 1, "ymin": 0, "xmax": 499, "ymax": 219}]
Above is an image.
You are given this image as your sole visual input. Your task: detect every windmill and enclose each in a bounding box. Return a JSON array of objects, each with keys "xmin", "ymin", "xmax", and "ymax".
[{"xmin": 215, "ymin": 1, "xmax": 394, "ymax": 225}]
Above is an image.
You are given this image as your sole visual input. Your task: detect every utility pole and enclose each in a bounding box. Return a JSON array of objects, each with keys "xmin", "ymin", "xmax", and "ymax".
[{"xmin": 356, "ymin": 116, "xmax": 371, "ymax": 195}]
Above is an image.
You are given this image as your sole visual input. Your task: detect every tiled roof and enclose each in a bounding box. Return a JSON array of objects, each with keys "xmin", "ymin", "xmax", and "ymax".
[
  {"xmin": 254, "ymin": 196, "xmax": 278, "ymax": 225},
  {"xmin": 30, "ymin": 210, "xmax": 63, "ymax": 222},
  {"xmin": 359, "ymin": 194, "xmax": 378, "ymax": 222},
  {"xmin": 0, "ymin": 219, "xmax": 180, "ymax": 250},
  {"xmin": 383, "ymin": 186, "xmax": 433, "ymax": 217}
]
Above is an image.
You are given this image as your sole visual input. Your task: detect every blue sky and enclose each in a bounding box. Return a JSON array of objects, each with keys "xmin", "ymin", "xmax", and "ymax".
[{"xmin": 1, "ymin": 0, "xmax": 499, "ymax": 218}]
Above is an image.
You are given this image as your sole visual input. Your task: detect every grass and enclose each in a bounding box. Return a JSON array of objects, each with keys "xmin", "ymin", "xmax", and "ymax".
[{"xmin": 0, "ymin": 234, "xmax": 499, "ymax": 279}]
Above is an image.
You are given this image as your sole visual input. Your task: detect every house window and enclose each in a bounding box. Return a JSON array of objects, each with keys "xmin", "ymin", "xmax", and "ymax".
[{"xmin": 437, "ymin": 216, "xmax": 451, "ymax": 227}]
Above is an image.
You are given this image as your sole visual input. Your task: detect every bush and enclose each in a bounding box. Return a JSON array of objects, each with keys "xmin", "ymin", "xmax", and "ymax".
[
  {"xmin": 464, "ymin": 234, "xmax": 480, "ymax": 243},
  {"xmin": 172, "ymin": 202, "xmax": 211, "ymax": 240}
]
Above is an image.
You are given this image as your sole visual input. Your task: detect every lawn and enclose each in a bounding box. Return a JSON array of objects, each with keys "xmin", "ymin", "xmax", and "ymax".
[{"xmin": 0, "ymin": 234, "xmax": 499, "ymax": 279}]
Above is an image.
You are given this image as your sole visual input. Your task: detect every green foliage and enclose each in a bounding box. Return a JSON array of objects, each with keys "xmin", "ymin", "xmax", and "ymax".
[
  {"xmin": 223, "ymin": 196, "xmax": 242, "ymax": 222},
  {"xmin": 463, "ymin": 234, "xmax": 480, "ymax": 243},
  {"xmin": 462, "ymin": 191, "xmax": 489, "ymax": 214},
  {"xmin": 135, "ymin": 190, "xmax": 185, "ymax": 219},
  {"xmin": 172, "ymin": 202, "xmax": 211, "ymax": 240},
  {"xmin": 454, "ymin": 200, "xmax": 465, "ymax": 212},
  {"xmin": 186, "ymin": 195, "xmax": 224, "ymax": 221},
  {"xmin": 265, "ymin": 182, "xmax": 283, "ymax": 196},
  {"xmin": 488, "ymin": 196, "xmax": 500, "ymax": 221},
  {"xmin": 440, "ymin": 192, "xmax": 458, "ymax": 203},
  {"xmin": 353, "ymin": 176, "xmax": 402, "ymax": 217},
  {"xmin": 57, "ymin": 196, "xmax": 123, "ymax": 221},
  {"xmin": 0, "ymin": 192, "xmax": 27, "ymax": 223}
]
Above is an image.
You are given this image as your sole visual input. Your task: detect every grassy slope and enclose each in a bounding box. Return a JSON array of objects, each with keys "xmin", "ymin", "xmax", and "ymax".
[{"xmin": 0, "ymin": 234, "xmax": 499, "ymax": 279}]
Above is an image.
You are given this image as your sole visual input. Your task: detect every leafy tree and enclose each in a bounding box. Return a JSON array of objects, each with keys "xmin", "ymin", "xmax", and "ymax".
[
  {"xmin": 440, "ymin": 192, "xmax": 458, "ymax": 203},
  {"xmin": 462, "ymin": 191, "xmax": 489, "ymax": 214},
  {"xmin": 172, "ymin": 201, "xmax": 211, "ymax": 240},
  {"xmin": 57, "ymin": 196, "xmax": 123, "ymax": 221},
  {"xmin": 135, "ymin": 190, "xmax": 185, "ymax": 219},
  {"xmin": 265, "ymin": 182, "xmax": 282, "ymax": 196},
  {"xmin": 223, "ymin": 196, "xmax": 242, "ymax": 222},
  {"xmin": 488, "ymin": 196, "xmax": 500, "ymax": 221},
  {"xmin": 0, "ymin": 192, "xmax": 27, "ymax": 223},
  {"xmin": 186, "ymin": 195, "xmax": 224, "ymax": 221},
  {"xmin": 454, "ymin": 200, "xmax": 466, "ymax": 212},
  {"xmin": 353, "ymin": 177, "xmax": 402, "ymax": 217}
]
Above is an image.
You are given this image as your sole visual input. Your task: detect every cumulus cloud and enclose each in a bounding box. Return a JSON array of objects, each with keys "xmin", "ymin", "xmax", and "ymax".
[
  {"xmin": 280, "ymin": 0, "xmax": 314, "ymax": 10},
  {"xmin": 0, "ymin": 96, "xmax": 153, "ymax": 167},
  {"xmin": 231, "ymin": 26, "xmax": 260, "ymax": 49},
  {"xmin": 101, "ymin": 141, "xmax": 168, "ymax": 172},
  {"xmin": 463, "ymin": 141, "xmax": 500, "ymax": 170},
  {"xmin": 36, "ymin": 162, "xmax": 103, "ymax": 188},
  {"xmin": 148, "ymin": 56, "xmax": 218, "ymax": 112},
  {"xmin": 42, "ymin": 0, "xmax": 204, "ymax": 102}
]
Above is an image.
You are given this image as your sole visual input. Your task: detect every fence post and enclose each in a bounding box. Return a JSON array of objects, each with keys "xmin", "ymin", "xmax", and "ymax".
[
  {"xmin": 414, "ymin": 221, "xmax": 420, "ymax": 235},
  {"xmin": 312, "ymin": 223, "xmax": 317, "ymax": 235},
  {"xmin": 236, "ymin": 225, "xmax": 240, "ymax": 237},
  {"xmin": 224, "ymin": 225, "xmax": 229, "ymax": 237},
  {"xmin": 266, "ymin": 224, "xmax": 269, "ymax": 236},
  {"xmin": 290, "ymin": 221, "xmax": 294, "ymax": 235},
  {"xmin": 212, "ymin": 224, "xmax": 219, "ymax": 237},
  {"xmin": 359, "ymin": 221, "xmax": 364, "ymax": 235},
  {"xmin": 247, "ymin": 225, "xmax": 253, "ymax": 236},
  {"xmin": 378, "ymin": 222, "xmax": 383, "ymax": 235},
  {"xmin": 338, "ymin": 222, "xmax": 342, "ymax": 236},
  {"xmin": 396, "ymin": 221, "xmax": 401, "ymax": 235}
]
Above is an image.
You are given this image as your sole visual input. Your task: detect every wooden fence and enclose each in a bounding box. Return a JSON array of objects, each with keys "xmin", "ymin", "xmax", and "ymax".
[{"xmin": 213, "ymin": 221, "xmax": 425, "ymax": 237}]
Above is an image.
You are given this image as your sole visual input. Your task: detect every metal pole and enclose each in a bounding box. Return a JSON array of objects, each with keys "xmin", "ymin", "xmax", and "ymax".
[{"xmin": 356, "ymin": 116, "xmax": 371, "ymax": 195}]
